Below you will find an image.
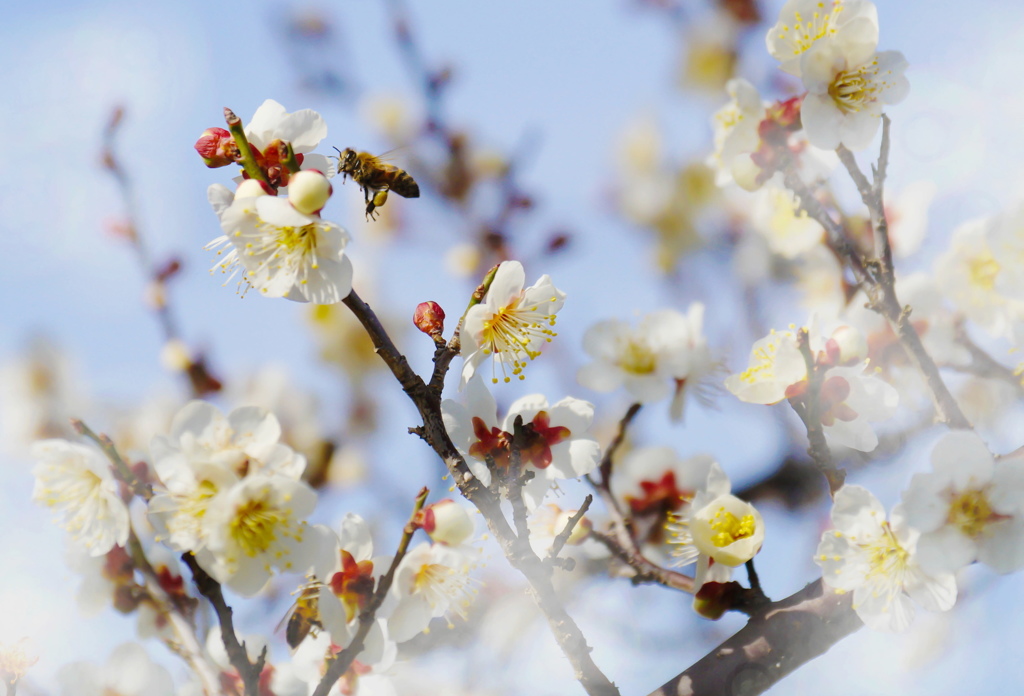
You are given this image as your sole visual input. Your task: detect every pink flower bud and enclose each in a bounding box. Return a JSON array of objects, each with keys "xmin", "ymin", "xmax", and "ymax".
[
  {"xmin": 413, "ymin": 301, "xmax": 445, "ymax": 336},
  {"xmin": 194, "ymin": 127, "xmax": 235, "ymax": 168},
  {"xmin": 288, "ymin": 170, "xmax": 332, "ymax": 215},
  {"xmin": 825, "ymin": 325, "xmax": 867, "ymax": 366},
  {"xmin": 421, "ymin": 499, "xmax": 474, "ymax": 546}
]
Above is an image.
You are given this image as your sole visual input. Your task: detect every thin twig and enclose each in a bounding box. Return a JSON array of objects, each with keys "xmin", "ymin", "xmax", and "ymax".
[
  {"xmin": 789, "ymin": 330, "xmax": 845, "ymax": 495},
  {"xmin": 834, "ymin": 118, "xmax": 970, "ymax": 429},
  {"xmin": 181, "ymin": 554, "xmax": 266, "ymax": 695},
  {"xmin": 547, "ymin": 495, "xmax": 593, "ymax": 562},
  {"xmin": 312, "ymin": 488, "xmax": 430, "ymax": 696}
]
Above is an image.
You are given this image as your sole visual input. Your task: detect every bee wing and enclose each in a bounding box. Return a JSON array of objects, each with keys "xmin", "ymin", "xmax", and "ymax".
[{"xmin": 373, "ymin": 145, "xmax": 412, "ymax": 163}]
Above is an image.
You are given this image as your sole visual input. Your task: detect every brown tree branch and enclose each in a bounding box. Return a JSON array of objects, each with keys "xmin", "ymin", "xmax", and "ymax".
[
  {"xmin": 646, "ymin": 580, "xmax": 861, "ymax": 696},
  {"xmin": 342, "ymin": 288, "xmax": 619, "ymax": 696},
  {"xmin": 181, "ymin": 553, "xmax": 267, "ymax": 696},
  {"xmin": 312, "ymin": 488, "xmax": 430, "ymax": 696}
]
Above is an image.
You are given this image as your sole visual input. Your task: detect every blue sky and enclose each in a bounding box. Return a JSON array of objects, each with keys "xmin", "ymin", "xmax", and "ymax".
[{"xmin": 3, "ymin": 0, "xmax": 1024, "ymax": 693}]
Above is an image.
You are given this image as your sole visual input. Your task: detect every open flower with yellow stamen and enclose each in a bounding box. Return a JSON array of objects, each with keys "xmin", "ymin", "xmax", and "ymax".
[
  {"xmin": 202, "ymin": 474, "xmax": 318, "ymax": 596},
  {"xmin": 766, "ymin": 0, "xmax": 879, "ymax": 77},
  {"xmin": 724, "ymin": 327, "xmax": 806, "ymax": 405},
  {"xmin": 208, "ymin": 175, "xmax": 352, "ymax": 304},
  {"xmin": 387, "ymin": 542, "xmax": 481, "ymax": 643},
  {"xmin": 665, "ymin": 463, "xmax": 762, "ymax": 590},
  {"xmin": 578, "ymin": 304, "xmax": 715, "ymax": 421},
  {"xmin": 817, "ymin": 485, "xmax": 956, "ymax": 632},
  {"xmin": 31, "ymin": 439, "xmax": 130, "ymax": 557},
  {"xmin": 460, "ymin": 261, "xmax": 565, "ymax": 387},
  {"xmin": 902, "ymin": 431, "xmax": 1024, "ymax": 575}
]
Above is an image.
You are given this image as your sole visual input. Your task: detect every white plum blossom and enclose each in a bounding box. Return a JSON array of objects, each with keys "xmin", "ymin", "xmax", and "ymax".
[
  {"xmin": 767, "ymin": 0, "xmax": 907, "ymax": 149},
  {"xmin": 800, "ymin": 43, "xmax": 909, "ymax": 151},
  {"xmin": 148, "ymin": 400, "xmax": 307, "ymax": 555},
  {"xmin": 32, "ymin": 439, "xmax": 130, "ymax": 557},
  {"xmin": 460, "ymin": 261, "xmax": 565, "ymax": 387},
  {"xmin": 690, "ymin": 494, "xmax": 765, "ymax": 568},
  {"xmin": 527, "ymin": 503, "xmax": 593, "ymax": 557},
  {"xmin": 202, "ymin": 474, "xmax": 319, "ymax": 596},
  {"xmin": 209, "ymin": 190, "xmax": 353, "ymax": 304},
  {"xmin": 708, "ymin": 78, "xmax": 765, "ymax": 186},
  {"xmin": 387, "ymin": 542, "xmax": 480, "ymax": 643},
  {"xmin": 442, "ymin": 376, "xmax": 601, "ymax": 508},
  {"xmin": 902, "ymin": 431, "xmax": 1024, "ymax": 575},
  {"xmin": 816, "ymin": 485, "xmax": 957, "ymax": 632},
  {"xmin": 577, "ymin": 304, "xmax": 714, "ymax": 420},
  {"xmin": 661, "ymin": 457, "xmax": 757, "ymax": 588},
  {"xmin": 937, "ymin": 210, "xmax": 1024, "ymax": 342},
  {"xmin": 243, "ymin": 99, "xmax": 335, "ymax": 180},
  {"xmin": 151, "ymin": 400, "xmax": 306, "ymax": 481},
  {"xmin": 766, "ymin": 0, "xmax": 880, "ymax": 77},
  {"xmin": 724, "ymin": 327, "xmax": 806, "ymax": 405}
]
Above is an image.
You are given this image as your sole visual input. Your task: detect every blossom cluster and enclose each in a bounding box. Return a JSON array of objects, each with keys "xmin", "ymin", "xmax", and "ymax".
[
  {"xmin": 817, "ymin": 430, "xmax": 1024, "ymax": 631},
  {"xmin": 201, "ymin": 100, "xmax": 353, "ymax": 303}
]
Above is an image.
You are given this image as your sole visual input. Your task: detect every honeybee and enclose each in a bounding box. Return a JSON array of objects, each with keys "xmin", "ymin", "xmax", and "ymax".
[
  {"xmin": 334, "ymin": 147, "xmax": 420, "ymax": 220},
  {"xmin": 276, "ymin": 581, "xmax": 323, "ymax": 649}
]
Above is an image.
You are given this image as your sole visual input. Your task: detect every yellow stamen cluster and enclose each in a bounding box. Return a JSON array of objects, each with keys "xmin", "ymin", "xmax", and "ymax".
[
  {"xmin": 777, "ymin": 2, "xmax": 844, "ymax": 57},
  {"xmin": 414, "ymin": 562, "xmax": 479, "ymax": 628},
  {"xmin": 619, "ymin": 338, "xmax": 657, "ymax": 375},
  {"xmin": 967, "ymin": 253, "xmax": 1000, "ymax": 292},
  {"xmin": 481, "ymin": 296, "xmax": 559, "ymax": 383},
  {"xmin": 230, "ymin": 498, "xmax": 292, "ymax": 557},
  {"xmin": 707, "ymin": 507, "xmax": 757, "ymax": 548},
  {"xmin": 947, "ymin": 489, "xmax": 994, "ymax": 539},
  {"xmin": 738, "ymin": 330, "xmax": 789, "ymax": 385}
]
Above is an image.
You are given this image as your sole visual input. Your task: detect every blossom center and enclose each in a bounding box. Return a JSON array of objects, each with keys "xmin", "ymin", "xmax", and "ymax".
[
  {"xmin": 480, "ymin": 296, "xmax": 558, "ymax": 382},
  {"xmin": 864, "ymin": 522, "xmax": 909, "ymax": 580},
  {"xmin": 707, "ymin": 507, "xmax": 757, "ymax": 547},
  {"xmin": 967, "ymin": 254, "xmax": 1000, "ymax": 291},
  {"xmin": 413, "ymin": 562, "xmax": 476, "ymax": 625},
  {"xmin": 828, "ymin": 64, "xmax": 878, "ymax": 114},
  {"xmin": 947, "ymin": 489, "xmax": 995, "ymax": 539},
  {"xmin": 627, "ymin": 471, "xmax": 691, "ymax": 515},
  {"xmin": 620, "ymin": 338, "xmax": 657, "ymax": 375},
  {"xmin": 330, "ymin": 550, "xmax": 375, "ymax": 622},
  {"xmin": 230, "ymin": 499, "xmax": 287, "ymax": 556}
]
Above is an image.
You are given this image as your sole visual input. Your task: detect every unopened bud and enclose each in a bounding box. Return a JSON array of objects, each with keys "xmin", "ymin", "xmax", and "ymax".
[
  {"xmin": 692, "ymin": 581, "xmax": 743, "ymax": 620},
  {"xmin": 420, "ymin": 499, "xmax": 474, "ymax": 546},
  {"xmin": 288, "ymin": 170, "xmax": 332, "ymax": 215},
  {"xmin": 160, "ymin": 339, "xmax": 192, "ymax": 373},
  {"xmin": 825, "ymin": 325, "xmax": 867, "ymax": 366},
  {"xmin": 236, "ymin": 179, "xmax": 272, "ymax": 199},
  {"xmin": 194, "ymin": 127, "xmax": 235, "ymax": 168},
  {"xmin": 414, "ymin": 301, "xmax": 445, "ymax": 337}
]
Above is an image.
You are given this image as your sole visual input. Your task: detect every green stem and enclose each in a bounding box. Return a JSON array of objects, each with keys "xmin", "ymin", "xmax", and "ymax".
[{"xmin": 224, "ymin": 107, "xmax": 270, "ymax": 186}]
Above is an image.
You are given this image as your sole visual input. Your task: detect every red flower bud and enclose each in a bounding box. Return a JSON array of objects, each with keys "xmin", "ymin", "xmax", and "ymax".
[
  {"xmin": 413, "ymin": 301, "xmax": 446, "ymax": 337},
  {"xmin": 194, "ymin": 127, "xmax": 235, "ymax": 168}
]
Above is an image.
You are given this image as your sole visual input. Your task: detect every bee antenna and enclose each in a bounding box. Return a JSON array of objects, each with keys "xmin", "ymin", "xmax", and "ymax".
[{"xmin": 333, "ymin": 146, "xmax": 342, "ymax": 156}]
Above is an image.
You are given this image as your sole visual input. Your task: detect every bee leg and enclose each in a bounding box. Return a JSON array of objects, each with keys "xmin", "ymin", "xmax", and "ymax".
[{"xmin": 365, "ymin": 187, "xmax": 389, "ymax": 221}]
